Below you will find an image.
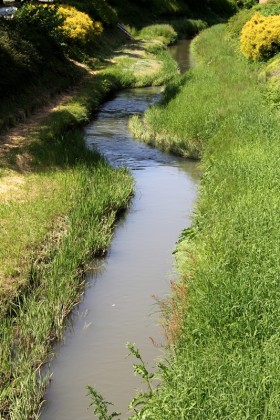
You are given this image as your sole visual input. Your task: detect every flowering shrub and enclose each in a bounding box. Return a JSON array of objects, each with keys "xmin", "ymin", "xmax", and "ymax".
[
  {"xmin": 57, "ymin": 5, "xmax": 103, "ymax": 45},
  {"xmin": 228, "ymin": 0, "xmax": 280, "ymax": 40},
  {"xmin": 15, "ymin": 4, "xmax": 62, "ymax": 41},
  {"xmin": 59, "ymin": 0, "xmax": 117, "ymax": 26},
  {"xmin": 240, "ymin": 12, "xmax": 280, "ymax": 60}
]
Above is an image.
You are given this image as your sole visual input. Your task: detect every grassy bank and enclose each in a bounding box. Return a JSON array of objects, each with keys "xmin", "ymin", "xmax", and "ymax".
[
  {"xmin": 0, "ymin": 0, "xmax": 245, "ymax": 135},
  {"xmin": 0, "ymin": 0, "xmax": 225, "ymax": 134},
  {"xmin": 0, "ymin": 30, "xmax": 179, "ymax": 419},
  {"xmin": 129, "ymin": 45, "xmax": 219, "ymax": 159},
  {"xmin": 0, "ymin": 101, "xmax": 134, "ymax": 419},
  {"xmin": 129, "ymin": 24, "xmax": 280, "ymax": 418},
  {"xmin": 109, "ymin": 0, "xmax": 238, "ymax": 27}
]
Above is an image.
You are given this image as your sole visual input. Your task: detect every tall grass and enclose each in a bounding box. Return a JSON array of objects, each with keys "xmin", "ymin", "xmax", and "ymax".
[
  {"xmin": 0, "ymin": 90, "xmax": 134, "ymax": 418},
  {"xmin": 0, "ymin": 161, "xmax": 133, "ymax": 419},
  {"xmin": 130, "ymin": 24, "xmax": 280, "ymax": 418},
  {"xmin": 130, "ymin": 30, "xmax": 240, "ymax": 159},
  {"xmin": 170, "ymin": 18, "xmax": 208, "ymax": 38},
  {"xmin": 0, "ymin": 28, "xmax": 180, "ymax": 418},
  {"xmin": 136, "ymin": 24, "xmax": 177, "ymax": 46}
]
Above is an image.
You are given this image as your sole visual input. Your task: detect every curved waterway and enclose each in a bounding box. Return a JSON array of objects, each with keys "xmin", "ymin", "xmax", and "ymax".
[{"xmin": 41, "ymin": 40, "xmax": 199, "ymax": 419}]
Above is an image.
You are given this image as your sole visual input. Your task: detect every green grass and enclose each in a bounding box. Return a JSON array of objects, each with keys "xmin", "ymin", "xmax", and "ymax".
[
  {"xmin": 101, "ymin": 39, "xmax": 179, "ymax": 88},
  {"xmin": 136, "ymin": 24, "xmax": 177, "ymax": 46},
  {"xmin": 0, "ymin": 26, "xmax": 180, "ymax": 418},
  {"xmin": 130, "ymin": 31, "xmax": 243, "ymax": 158},
  {"xmin": 0, "ymin": 161, "xmax": 133, "ymax": 419},
  {"xmin": 0, "ymin": 87, "xmax": 134, "ymax": 419},
  {"xmin": 129, "ymin": 24, "xmax": 280, "ymax": 419},
  {"xmin": 169, "ymin": 17, "xmax": 208, "ymax": 38}
]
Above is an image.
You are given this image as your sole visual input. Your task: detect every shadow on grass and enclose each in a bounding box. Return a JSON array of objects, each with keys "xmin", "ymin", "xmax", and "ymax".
[{"xmin": 0, "ymin": 71, "xmax": 126, "ymax": 175}]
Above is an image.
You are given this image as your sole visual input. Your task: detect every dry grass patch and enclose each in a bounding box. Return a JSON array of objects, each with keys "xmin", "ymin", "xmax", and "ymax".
[
  {"xmin": 0, "ymin": 170, "xmax": 76, "ymax": 311},
  {"xmin": 0, "ymin": 174, "xmax": 26, "ymax": 203}
]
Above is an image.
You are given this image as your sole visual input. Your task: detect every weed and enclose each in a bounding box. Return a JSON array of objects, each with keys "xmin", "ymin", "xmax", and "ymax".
[
  {"xmin": 87, "ymin": 386, "xmax": 121, "ymax": 420},
  {"xmin": 87, "ymin": 343, "xmax": 157, "ymax": 419}
]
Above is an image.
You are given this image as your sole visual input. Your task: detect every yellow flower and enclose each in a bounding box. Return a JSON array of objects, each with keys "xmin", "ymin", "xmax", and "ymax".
[
  {"xmin": 241, "ymin": 12, "xmax": 280, "ymax": 61},
  {"xmin": 58, "ymin": 5, "xmax": 103, "ymax": 45}
]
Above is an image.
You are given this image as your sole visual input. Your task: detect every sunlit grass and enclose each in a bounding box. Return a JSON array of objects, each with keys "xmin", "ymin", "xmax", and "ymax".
[
  {"xmin": 132, "ymin": 24, "xmax": 280, "ymax": 418},
  {"xmin": 0, "ymin": 161, "xmax": 134, "ymax": 419},
  {"xmin": 0, "ymin": 25, "xmax": 180, "ymax": 418},
  {"xmin": 136, "ymin": 24, "xmax": 177, "ymax": 45}
]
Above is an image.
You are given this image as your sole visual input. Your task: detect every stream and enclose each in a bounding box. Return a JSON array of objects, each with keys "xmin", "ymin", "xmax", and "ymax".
[{"xmin": 41, "ymin": 39, "xmax": 199, "ymax": 420}]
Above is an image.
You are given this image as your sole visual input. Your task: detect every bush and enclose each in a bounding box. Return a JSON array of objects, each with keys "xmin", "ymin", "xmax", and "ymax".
[
  {"xmin": 57, "ymin": 5, "xmax": 103, "ymax": 45},
  {"xmin": 60, "ymin": 0, "xmax": 117, "ymax": 26},
  {"xmin": 254, "ymin": 0, "xmax": 280, "ymax": 16},
  {"xmin": 208, "ymin": 0, "xmax": 237, "ymax": 16},
  {"xmin": 259, "ymin": 56, "xmax": 280, "ymax": 106},
  {"xmin": 240, "ymin": 12, "xmax": 280, "ymax": 60},
  {"xmin": 227, "ymin": 0, "xmax": 280, "ymax": 40},
  {"xmin": 0, "ymin": 21, "xmax": 39, "ymax": 96},
  {"xmin": 15, "ymin": 3, "xmax": 63, "ymax": 43},
  {"xmin": 237, "ymin": 0, "xmax": 258, "ymax": 8},
  {"xmin": 227, "ymin": 8, "xmax": 255, "ymax": 38},
  {"xmin": 89, "ymin": 0, "xmax": 117, "ymax": 24}
]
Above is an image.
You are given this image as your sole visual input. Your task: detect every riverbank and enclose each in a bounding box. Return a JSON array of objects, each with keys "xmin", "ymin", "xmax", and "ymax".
[
  {"xmin": 0, "ymin": 30, "xmax": 179, "ymax": 419},
  {"xmin": 130, "ymin": 23, "xmax": 280, "ymax": 418},
  {"xmin": 0, "ymin": 0, "xmax": 219, "ymax": 135},
  {"xmin": 0, "ymin": 1, "xmax": 249, "ymax": 416}
]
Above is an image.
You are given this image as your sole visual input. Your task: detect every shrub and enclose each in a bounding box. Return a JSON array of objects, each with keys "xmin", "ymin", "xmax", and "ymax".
[
  {"xmin": 227, "ymin": 0, "xmax": 280, "ymax": 40},
  {"xmin": 254, "ymin": 0, "xmax": 280, "ymax": 16},
  {"xmin": 227, "ymin": 8, "xmax": 255, "ymax": 39},
  {"xmin": 0, "ymin": 21, "xmax": 39, "ymax": 96},
  {"xmin": 15, "ymin": 3, "xmax": 62, "ymax": 42},
  {"xmin": 240, "ymin": 12, "xmax": 280, "ymax": 60},
  {"xmin": 259, "ymin": 56, "xmax": 280, "ymax": 107},
  {"xmin": 150, "ymin": 0, "xmax": 190, "ymax": 16},
  {"xmin": 237, "ymin": 0, "xmax": 258, "ymax": 8},
  {"xmin": 208, "ymin": 0, "xmax": 237, "ymax": 16},
  {"xmin": 57, "ymin": 5, "xmax": 103, "ymax": 45},
  {"xmin": 89, "ymin": 0, "xmax": 117, "ymax": 24},
  {"xmin": 59, "ymin": 0, "xmax": 118, "ymax": 26}
]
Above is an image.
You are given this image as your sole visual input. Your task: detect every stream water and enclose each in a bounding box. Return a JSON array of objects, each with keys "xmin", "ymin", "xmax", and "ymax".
[{"xmin": 41, "ymin": 39, "xmax": 198, "ymax": 420}]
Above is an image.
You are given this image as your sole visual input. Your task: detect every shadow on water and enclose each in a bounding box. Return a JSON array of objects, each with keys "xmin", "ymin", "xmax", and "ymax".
[
  {"xmin": 40, "ymin": 40, "xmax": 199, "ymax": 420},
  {"xmin": 169, "ymin": 39, "xmax": 195, "ymax": 73}
]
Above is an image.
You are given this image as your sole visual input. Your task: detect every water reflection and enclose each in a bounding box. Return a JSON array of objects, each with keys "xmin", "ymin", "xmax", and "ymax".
[{"xmin": 169, "ymin": 39, "xmax": 195, "ymax": 73}]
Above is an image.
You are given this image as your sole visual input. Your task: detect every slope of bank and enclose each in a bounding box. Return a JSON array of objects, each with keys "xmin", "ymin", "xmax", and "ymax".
[
  {"xmin": 130, "ymin": 24, "xmax": 280, "ymax": 418},
  {"xmin": 109, "ymin": 0, "xmax": 238, "ymax": 27},
  {"xmin": 0, "ymin": 31, "xmax": 179, "ymax": 419},
  {"xmin": 0, "ymin": 1, "xmax": 253, "ymax": 416},
  {"xmin": 0, "ymin": 0, "xmax": 241, "ymax": 134}
]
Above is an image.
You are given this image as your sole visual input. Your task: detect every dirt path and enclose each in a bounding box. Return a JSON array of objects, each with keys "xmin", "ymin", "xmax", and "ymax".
[
  {"xmin": 0, "ymin": 56, "xmax": 99, "ymax": 159},
  {"xmin": 0, "ymin": 88, "xmax": 77, "ymax": 154}
]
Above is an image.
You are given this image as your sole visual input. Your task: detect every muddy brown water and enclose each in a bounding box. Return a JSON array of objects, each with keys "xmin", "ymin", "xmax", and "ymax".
[{"xmin": 41, "ymin": 39, "xmax": 198, "ymax": 419}]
